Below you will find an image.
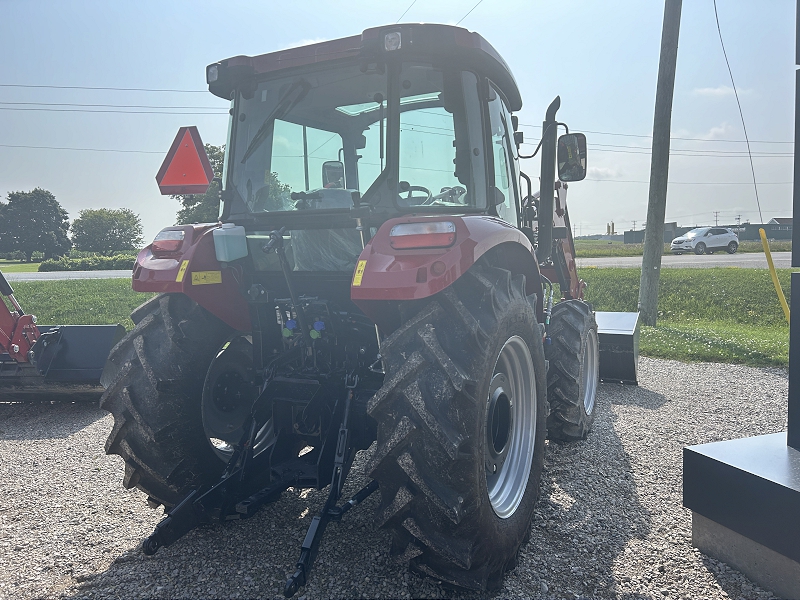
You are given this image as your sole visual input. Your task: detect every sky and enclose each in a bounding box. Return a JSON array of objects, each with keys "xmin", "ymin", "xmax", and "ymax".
[{"xmin": 0, "ymin": 0, "xmax": 795, "ymax": 242}]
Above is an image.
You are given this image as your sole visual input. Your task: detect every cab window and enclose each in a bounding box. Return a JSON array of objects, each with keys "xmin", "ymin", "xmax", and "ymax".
[{"xmin": 487, "ymin": 85, "xmax": 518, "ymax": 225}]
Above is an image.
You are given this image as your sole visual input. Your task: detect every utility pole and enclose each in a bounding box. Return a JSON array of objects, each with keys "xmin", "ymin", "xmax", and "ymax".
[
  {"xmin": 714, "ymin": 211, "xmax": 720, "ymax": 226},
  {"xmin": 633, "ymin": 220, "xmax": 637, "ymax": 231},
  {"xmin": 638, "ymin": 0, "xmax": 682, "ymax": 326}
]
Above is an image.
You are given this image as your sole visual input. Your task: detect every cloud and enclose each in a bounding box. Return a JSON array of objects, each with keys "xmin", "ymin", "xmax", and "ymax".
[
  {"xmin": 699, "ymin": 122, "xmax": 735, "ymax": 140},
  {"xmin": 587, "ymin": 166, "xmax": 622, "ymax": 179},
  {"xmin": 692, "ymin": 85, "xmax": 752, "ymax": 97}
]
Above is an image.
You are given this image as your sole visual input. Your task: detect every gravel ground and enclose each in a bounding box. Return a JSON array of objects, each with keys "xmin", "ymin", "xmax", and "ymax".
[{"xmin": 0, "ymin": 357, "xmax": 789, "ymax": 600}]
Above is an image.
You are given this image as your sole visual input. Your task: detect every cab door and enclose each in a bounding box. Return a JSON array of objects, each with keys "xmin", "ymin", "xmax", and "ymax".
[{"xmin": 486, "ymin": 83, "xmax": 521, "ymax": 227}]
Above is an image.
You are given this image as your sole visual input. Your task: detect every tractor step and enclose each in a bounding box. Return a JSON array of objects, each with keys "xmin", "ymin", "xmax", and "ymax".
[{"xmin": 595, "ymin": 311, "xmax": 640, "ymax": 385}]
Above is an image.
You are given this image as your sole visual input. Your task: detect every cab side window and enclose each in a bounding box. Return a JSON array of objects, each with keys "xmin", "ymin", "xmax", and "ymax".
[{"xmin": 486, "ymin": 85, "xmax": 518, "ymax": 225}]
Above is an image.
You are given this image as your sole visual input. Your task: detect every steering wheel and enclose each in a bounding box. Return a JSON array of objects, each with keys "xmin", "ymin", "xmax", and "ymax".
[{"xmin": 405, "ymin": 185, "xmax": 432, "ymax": 205}]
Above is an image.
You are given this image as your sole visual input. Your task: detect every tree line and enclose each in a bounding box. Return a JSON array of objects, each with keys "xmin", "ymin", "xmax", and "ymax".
[{"xmin": 0, "ymin": 144, "xmax": 224, "ymax": 262}]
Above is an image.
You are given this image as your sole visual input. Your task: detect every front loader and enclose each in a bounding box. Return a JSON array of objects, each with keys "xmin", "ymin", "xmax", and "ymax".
[
  {"xmin": 99, "ymin": 23, "xmax": 638, "ymax": 596},
  {"xmin": 0, "ymin": 270, "xmax": 124, "ymax": 401}
]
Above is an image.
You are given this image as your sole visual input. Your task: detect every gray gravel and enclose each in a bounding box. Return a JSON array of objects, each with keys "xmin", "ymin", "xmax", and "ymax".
[{"xmin": 0, "ymin": 357, "xmax": 789, "ymax": 599}]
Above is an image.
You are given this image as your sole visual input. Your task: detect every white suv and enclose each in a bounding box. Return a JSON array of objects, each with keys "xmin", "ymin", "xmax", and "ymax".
[{"xmin": 670, "ymin": 227, "xmax": 739, "ymax": 255}]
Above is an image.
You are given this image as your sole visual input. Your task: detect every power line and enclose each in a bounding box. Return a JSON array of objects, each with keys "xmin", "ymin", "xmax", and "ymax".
[
  {"xmin": 396, "ymin": 0, "xmax": 418, "ymax": 22},
  {"xmin": 0, "ymin": 143, "xmax": 162, "ymax": 154},
  {"xmin": 456, "ymin": 0, "xmax": 484, "ymax": 25},
  {"xmin": 589, "ymin": 142, "xmax": 792, "ymax": 155},
  {"xmin": 0, "ymin": 83, "xmax": 206, "ymax": 93},
  {"xmin": 0, "ymin": 107, "xmax": 226, "ymax": 115},
  {"xmin": 584, "ymin": 178, "xmax": 792, "ymax": 185},
  {"xmin": 517, "ymin": 122, "xmax": 792, "ymax": 144},
  {"xmin": 0, "ymin": 101, "xmax": 226, "ymax": 110},
  {"xmin": 713, "ymin": 0, "xmax": 762, "ymax": 223}
]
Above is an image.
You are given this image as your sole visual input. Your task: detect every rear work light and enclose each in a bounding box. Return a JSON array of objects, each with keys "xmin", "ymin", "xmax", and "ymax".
[
  {"xmin": 151, "ymin": 229, "xmax": 185, "ymax": 255},
  {"xmin": 389, "ymin": 221, "xmax": 456, "ymax": 249}
]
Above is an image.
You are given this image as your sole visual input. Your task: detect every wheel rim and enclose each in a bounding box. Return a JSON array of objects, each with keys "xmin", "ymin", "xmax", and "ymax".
[
  {"xmin": 485, "ymin": 335, "xmax": 536, "ymax": 519},
  {"xmin": 581, "ymin": 329, "xmax": 599, "ymax": 414},
  {"xmin": 202, "ymin": 338, "xmax": 274, "ymax": 462}
]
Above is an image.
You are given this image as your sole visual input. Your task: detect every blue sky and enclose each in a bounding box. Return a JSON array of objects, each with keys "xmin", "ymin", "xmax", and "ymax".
[{"xmin": 1, "ymin": 0, "xmax": 795, "ymax": 241}]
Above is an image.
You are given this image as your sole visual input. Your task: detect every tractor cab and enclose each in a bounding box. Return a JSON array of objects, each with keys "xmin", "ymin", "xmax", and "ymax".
[{"xmin": 210, "ymin": 25, "xmax": 527, "ymax": 272}]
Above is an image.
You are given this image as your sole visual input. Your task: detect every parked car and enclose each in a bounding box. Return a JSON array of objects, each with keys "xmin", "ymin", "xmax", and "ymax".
[{"xmin": 670, "ymin": 227, "xmax": 739, "ymax": 255}]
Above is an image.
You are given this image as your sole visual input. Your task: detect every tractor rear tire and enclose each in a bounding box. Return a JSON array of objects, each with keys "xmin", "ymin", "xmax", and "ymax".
[
  {"xmin": 366, "ymin": 262, "xmax": 548, "ymax": 591},
  {"xmin": 545, "ymin": 300, "xmax": 599, "ymax": 441},
  {"xmin": 100, "ymin": 293, "xmax": 234, "ymax": 508}
]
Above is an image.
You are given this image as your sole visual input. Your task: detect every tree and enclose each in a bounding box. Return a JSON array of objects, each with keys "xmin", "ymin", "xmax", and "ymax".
[
  {"xmin": 71, "ymin": 208, "xmax": 144, "ymax": 255},
  {"xmin": 0, "ymin": 188, "xmax": 71, "ymax": 261},
  {"xmin": 174, "ymin": 144, "xmax": 224, "ymax": 224}
]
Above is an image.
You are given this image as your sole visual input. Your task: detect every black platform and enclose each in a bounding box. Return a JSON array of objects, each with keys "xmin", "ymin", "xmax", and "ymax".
[{"xmin": 684, "ymin": 433, "xmax": 800, "ymax": 596}]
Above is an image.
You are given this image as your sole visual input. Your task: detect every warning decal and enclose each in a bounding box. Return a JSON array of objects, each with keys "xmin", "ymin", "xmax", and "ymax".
[
  {"xmin": 192, "ymin": 270, "xmax": 222, "ymax": 285},
  {"xmin": 352, "ymin": 260, "xmax": 367, "ymax": 286}
]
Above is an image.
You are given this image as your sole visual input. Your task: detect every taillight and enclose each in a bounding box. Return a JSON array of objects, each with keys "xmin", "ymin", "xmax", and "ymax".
[
  {"xmin": 389, "ymin": 221, "xmax": 456, "ymax": 249},
  {"xmin": 151, "ymin": 229, "xmax": 185, "ymax": 255}
]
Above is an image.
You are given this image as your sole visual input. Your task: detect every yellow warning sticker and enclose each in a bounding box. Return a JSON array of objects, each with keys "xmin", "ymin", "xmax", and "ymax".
[
  {"xmin": 175, "ymin": 260, "xmax": 190, "ymax": 283},
  {"xmin": 352, "ymin": 260, "xmax": 367, "ymax": 286},
  {"xmin": 192, "ymin": 270, "xmax": 222, "ymax": 285}
]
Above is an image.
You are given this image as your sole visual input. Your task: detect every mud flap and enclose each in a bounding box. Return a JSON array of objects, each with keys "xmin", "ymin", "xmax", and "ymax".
[
  {"xmin": 33, "ymin": 324, "xmax": 126, "ymax": 383},
  {"xmin": 594, "ymin": 311, "xmax": 639, "ymax": 385}
]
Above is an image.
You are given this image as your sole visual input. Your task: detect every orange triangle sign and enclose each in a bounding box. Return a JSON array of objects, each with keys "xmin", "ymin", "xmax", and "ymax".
[{"xmin": 156, "ymin": 126, "xmax": 214, "ymax": 195}]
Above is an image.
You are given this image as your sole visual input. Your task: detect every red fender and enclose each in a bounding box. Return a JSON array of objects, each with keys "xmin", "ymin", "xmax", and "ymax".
[
  {"xmin": 351, "ymin": 215, "xmax": 543, "ymax": 332},
  {"xmin": 132, "ymin": 225, "xmax": 251, "ymax": 331}
]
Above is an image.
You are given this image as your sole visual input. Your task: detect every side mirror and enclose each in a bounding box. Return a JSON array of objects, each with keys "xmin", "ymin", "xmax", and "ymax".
[
  {"xmin": 557, "ymin": 132, "xmax": 587, "ymax": 182},
  {"xmin": 322, "ymin": 160, "xmax": 345, "ymax": 188}
]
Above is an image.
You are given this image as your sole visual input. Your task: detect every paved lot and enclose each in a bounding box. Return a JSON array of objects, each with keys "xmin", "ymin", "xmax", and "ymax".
[
  {"xmin": 5, "ymin": 270, "xmax": 131, "ymax": 282},
  {"xmin": 577, "ymin": 251, "xmax": 792, "ymax": 269},
  {"xmin": 0, "ymin": 358, "xmax": 788, "ymax": 599}
]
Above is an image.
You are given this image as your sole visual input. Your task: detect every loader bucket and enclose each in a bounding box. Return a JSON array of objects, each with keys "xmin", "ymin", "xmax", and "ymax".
[
  {"xmin": 595, "ymin": 311, "xmax": 640, "ymax": 385},
  {"xmin": 0, "ymin": 324, "xmax": 125, "ymax": 402}
]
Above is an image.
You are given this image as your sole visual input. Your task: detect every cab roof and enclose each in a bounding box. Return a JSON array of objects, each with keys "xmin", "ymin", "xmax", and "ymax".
[{"xmin": 207, "ymin": 23, "xmax": 522, "ymax": 111}]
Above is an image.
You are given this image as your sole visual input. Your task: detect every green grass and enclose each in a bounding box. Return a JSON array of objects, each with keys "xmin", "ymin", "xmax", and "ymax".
[
  {"xmin": 9, "ymin": 279, "xmax": 154, "ymax": 331},
  {"xmin": 0, "ymin": 260, "xmax": 42, "ymax": 273},
  {"xmin": 579, "ymin": 267, "xmax": 792, "ymax": 367},
  {"xmin": 574, "ymin": 238, "xmax": 791, "ymax": 258}
]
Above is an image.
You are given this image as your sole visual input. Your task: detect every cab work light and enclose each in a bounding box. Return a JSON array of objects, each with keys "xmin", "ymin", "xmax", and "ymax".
[
  {"xmin": 151, "ymin": 229, "xmax": 185, "ymax": 255},
  {"xmin": 389, "ymin": 221, "xmax": 456, "ymax": 249},
  {"xmin": 384, "ymin": 31, "xmax": 401, "ymax": 51}
]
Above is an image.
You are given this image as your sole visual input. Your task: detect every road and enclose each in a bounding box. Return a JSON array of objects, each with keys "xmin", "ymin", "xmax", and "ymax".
[
  {"xmin": 4, "ymin": 270, "xmax": 131, "ymax": 282},
  {"xmin": 577, "ymin": 251, "xmax": 792, "ymax": 269},
  {"xmin": 2, "ymin": 252, "xmax": 794, "ymax": 281}
]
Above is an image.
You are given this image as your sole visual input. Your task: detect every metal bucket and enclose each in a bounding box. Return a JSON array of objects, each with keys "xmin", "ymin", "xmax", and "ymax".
[{"xmin": 595, "ymin": 311, "xmax": 640, "ymax": 385}]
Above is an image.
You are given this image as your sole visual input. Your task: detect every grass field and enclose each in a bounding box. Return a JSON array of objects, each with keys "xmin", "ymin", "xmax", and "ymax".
[
  {"xmin": 9, "ymin": 279, "xmax": 154, "ymax": 331},
  {"xmin": 5, "ymin": 269, "xmax": 793, "ymax": 367},
  {"xmin": 0, "ymin": 260, "xmax": 42, "ymax": 273},
  {"xmin": 574, "ymin": 239, "xmax": 791, "ymax": 258},
  {"xmin": 580, "ymin": 267, "xmax": 791, "ymax": 367}
]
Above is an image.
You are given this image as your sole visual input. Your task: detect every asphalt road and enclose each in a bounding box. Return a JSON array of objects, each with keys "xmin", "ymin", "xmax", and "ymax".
[
  {"xmin": 4, "ymin": 270, "xmax": 131, "ymax": 282},
  {"xmin": 3, "ymin": 252, "xmax": 794, "ymax": 281},
  {"xmin": 577, "ymin": 251, "xmax": 792, "ymax": 269}
]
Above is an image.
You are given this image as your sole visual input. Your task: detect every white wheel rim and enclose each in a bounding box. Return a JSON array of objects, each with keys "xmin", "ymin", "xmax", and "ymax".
[{"xmin": 485, "ymin": 335, "xmax": 536, "ymax": 519}]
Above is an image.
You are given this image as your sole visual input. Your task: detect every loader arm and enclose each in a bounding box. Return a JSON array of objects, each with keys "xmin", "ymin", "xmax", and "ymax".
[
  {"xmin": 539, "ymin": 182, "xmax": 585, "ymax": 301},
  {"xmin": 0, "ymin": 269, "xmax": 40, "ymax": 363}
]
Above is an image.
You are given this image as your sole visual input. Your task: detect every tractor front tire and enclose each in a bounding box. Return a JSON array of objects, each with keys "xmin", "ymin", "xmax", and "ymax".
[
  {"xmin": 100, "ymin": 294, "xmax": 234, "ymax": 508},
  {"xmin": 545, "ymin": 300, "xmax": 599, "ymax": 441},
  {"xmin": 367, "ymin": 262, "xmax": 547, "ymax": 591}
]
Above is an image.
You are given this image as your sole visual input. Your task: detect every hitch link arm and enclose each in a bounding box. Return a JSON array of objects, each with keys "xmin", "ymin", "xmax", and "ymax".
[{"xmin": 284, "ymin": 387, "xmax": 378, "ymax": 598}]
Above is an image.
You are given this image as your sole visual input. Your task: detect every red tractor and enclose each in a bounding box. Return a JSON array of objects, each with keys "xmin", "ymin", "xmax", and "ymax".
[{"xmin": 99, "ymin": 24, "xmax": 636, "ymax": 596}]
